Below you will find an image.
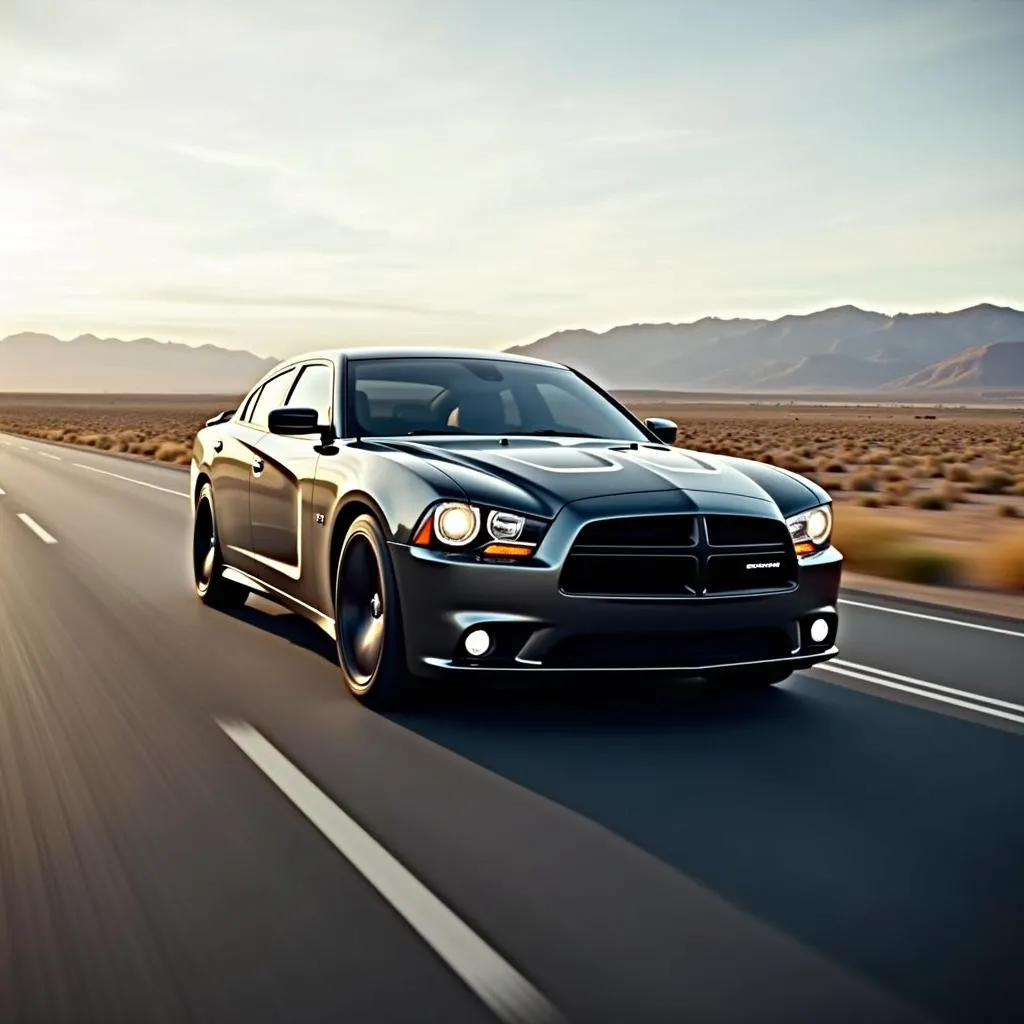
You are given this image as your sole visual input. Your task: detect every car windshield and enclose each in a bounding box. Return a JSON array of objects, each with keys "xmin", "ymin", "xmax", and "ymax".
[{"xmin": 347, "ymin": 357, "xmax": 649, "ymax": 441}]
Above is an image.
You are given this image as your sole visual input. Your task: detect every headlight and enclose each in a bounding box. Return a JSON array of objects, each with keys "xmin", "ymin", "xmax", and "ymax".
[
  {"xmin": 487, "ymin": 510, "xmax": 525, "ymax": 541},
  {"xmin": 434, "ymin": 502, "xmax": 480, "ymax": 546},
  {"xmin": 787, "ymin": 503, "xmax": 833, "ymax": 554},
  {"xmin": 413, "ymin": 501, "xmax": 548, "ymax": 559}
]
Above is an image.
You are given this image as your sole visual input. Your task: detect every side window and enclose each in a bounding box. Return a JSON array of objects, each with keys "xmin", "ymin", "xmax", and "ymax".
[
  {"xmin": 238, "ymin": 385, "xmax": 261, "ymax": 422},
  {"xmin": 285, "ymin": 363, "xmax": 333, "ymax": 424},
  {"xmin": 248, "ymin": 368, "xmax": 299, "ymax": 430}
]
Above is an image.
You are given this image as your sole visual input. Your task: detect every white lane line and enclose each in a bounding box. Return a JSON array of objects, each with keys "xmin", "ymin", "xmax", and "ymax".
[
  {"xmin": 73, "ymin": 462, "xmax": 189, "ymax": 498},
  {"xmin": 0, "ymin": 486, "xmax": 5, "ymax": 496},
  {"xmin": 218, "ymin": 720, "xmax": 564, "ymax": 1024},
  {"xmin": 39, "ymin": 451, "xmax": 61, "ymax": 461},
  {"xmin": 816, "ymin": 663, "xmax": 1024, "ymax": 726},
  {"xmin": 16, "ymin": 513, "xmax": 58, "ymax": 545},
  {"xmin": 20, "ymin": 445, "xmax": 29, "ymax": 451},
  {"xmin": 839, "ymin": 597, "xmax": 1024, "ymax": 639},
  {"xmin": 831, "ymin": 659, "xmax": 1024, "ymax": 713}
]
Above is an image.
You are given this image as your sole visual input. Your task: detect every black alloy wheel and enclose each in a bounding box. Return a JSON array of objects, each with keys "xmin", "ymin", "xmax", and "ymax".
[
  {"xmin": 193, "ymin": 482, "xmax": 247, "ymax": 608},
  {"xmin": 335, "ymin": 514, "xmax": 413, "ymax": 708}
]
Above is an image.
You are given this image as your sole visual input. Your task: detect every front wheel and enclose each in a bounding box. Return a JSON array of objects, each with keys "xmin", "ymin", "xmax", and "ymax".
[
  {"xmin": 712, "ymin": 665, "xmax": 793, "ymax": 689},
  {"xmin": 335, "ymin": 514, "xmax": 415, "ymax": 709},
  {"xmin": 193, "ymin": 482, "xmax": 248, "ymax": 608}
]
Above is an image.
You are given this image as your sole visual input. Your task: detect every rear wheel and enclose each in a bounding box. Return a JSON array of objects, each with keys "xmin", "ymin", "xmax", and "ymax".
[
  {"xmin": 193, "ymin": 482, "xmax": 247, "ymax": 608},
  {"xmin": 335, "ymin": 514, "xmax": 414, "ymax": 709},
  {"xmin": 713, "ymin": 666, "xmax": 793, "ymax": 689}
]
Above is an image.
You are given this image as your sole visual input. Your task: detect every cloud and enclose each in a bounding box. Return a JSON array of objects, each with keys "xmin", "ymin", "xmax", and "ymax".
[{"xmin": 131, "ymin": 287, "xmax": 525, "ymax": 322}]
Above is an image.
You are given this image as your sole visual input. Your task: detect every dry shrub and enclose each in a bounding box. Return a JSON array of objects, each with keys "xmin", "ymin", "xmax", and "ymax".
[
  {"xmin": 882, "ymin": 480, "xmax": 911, "ymax": 504},
  {"xmin": 154, "ymin": 440, "xmax": 190, "ymax": 464},
  {"xmin": 970, "ymin": 470, "xmax": 1014, "ymax": 495},
  {"xmin": 863, "ymin": 449, "xmax": 892, "ymax": 466},
  {"xmin": 995, "ymin": 504, "xmax": 1019, "ymax": 518},
  {"xmin": 935, "ymin": 480, "xmax": 969, "ymax": 504},
  {"xmin": 912, "ymin": 491, "xmax": 950, "ymax": 511},
  {"xmin": 833, "ymin": 508, "xmax": 961, "ymax": 585},
  {"xmin": 850, "ymin": 469, "xmax": 879, "ymax": 492},
  {"xmin": 779, "ymin": 452, "xmax": 814, "ymax": 473},
  {"xmin": 944, "ymin": 464, "xmax": 973, "ymax": 483},
  {"xmin": 1014, "ymin": 481, "xmax": 1024, "ymax": 497},
  {"xmin": 976, "ymin": 531, "xmax": 1024, "ymax": 592}
]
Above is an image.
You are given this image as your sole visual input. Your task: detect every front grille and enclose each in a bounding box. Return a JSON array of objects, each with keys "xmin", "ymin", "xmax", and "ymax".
[
  {"xmin": 561, "ymin": 513, "xmax": 796, "ymax": 598},
  {"xmin": 543, "ymin": 628, "xmax": 792, "ymax": 669},
  {"xmin": 560, "ymin": 554, "xmax": 699, "ymax": 597},
  {"xmin": 570, "ymin": 515, "xmax": 697, "ymax": 550},
  {"xmin": 705, "ymin": 515, "xmax": 791, "ymax": 548}
]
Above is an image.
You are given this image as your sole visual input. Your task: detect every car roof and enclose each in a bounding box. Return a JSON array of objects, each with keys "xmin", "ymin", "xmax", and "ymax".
[{"xmin": 282, "ymin": 346, "xmax": 563, "ymax": 368}]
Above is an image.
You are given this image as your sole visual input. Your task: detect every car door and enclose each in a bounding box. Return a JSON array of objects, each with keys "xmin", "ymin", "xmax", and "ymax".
[
  {"xmin": 227, "ymin": 366, "xmax": 300, "ymax": 571},
  {"xmin": 248, "ymin": 361, "xmax": 334, "ymax": 583},
  {"xmin": 207, "ymin": 385, "xmax": 270, "ymax": 559}
]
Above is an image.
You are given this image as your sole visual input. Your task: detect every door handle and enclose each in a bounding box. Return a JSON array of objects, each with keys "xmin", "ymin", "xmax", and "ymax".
[
  {"xmin": 252, "ymin": 456, "xmax": 264, "ymax": 475},
  {"xmin": 213, "ymin": 440, "xmax": 223, "ymax": 452}
]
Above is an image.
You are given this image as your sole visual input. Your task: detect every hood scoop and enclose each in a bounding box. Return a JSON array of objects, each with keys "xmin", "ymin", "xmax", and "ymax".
[
  {"xmin": 493, "ymin": 446, "xmax": 622, "ymax": 474},
  {"xmin": 610, "ymin": 444, "xmax": 722, "ymax": 475}
]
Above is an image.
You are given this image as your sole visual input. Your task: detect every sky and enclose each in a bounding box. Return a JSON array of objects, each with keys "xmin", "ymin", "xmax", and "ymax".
[{"xmin": 2, "ymin": 0, "xmax": 1023, "ymax": 358}]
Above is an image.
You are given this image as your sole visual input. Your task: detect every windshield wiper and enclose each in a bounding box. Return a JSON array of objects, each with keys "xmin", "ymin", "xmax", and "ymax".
[
  {"xmin": 405, "ymin": 427, "xmax": 465, "ymax": 435},
  {"xmin": 516, "ymin": 428, "xmax": 600, "ymax": 439}
]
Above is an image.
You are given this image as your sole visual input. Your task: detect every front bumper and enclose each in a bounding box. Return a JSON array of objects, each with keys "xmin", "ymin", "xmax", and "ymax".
[{"xmin": 391, "ymin": 510, "xmax": 843, "ymax": 678}]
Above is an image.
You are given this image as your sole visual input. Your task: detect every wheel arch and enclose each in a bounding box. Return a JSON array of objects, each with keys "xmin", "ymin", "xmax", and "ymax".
[
  {"xmin": 327, "ymin": 492, "xmax": 389, "ymax": 609},
  {"xmin": 193, "ymin": 471, "xmax": 211, "ymax": 506}
]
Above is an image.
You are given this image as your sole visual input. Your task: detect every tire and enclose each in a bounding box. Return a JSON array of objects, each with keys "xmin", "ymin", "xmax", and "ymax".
[
  {"xmin": 713, "ymin": 665, "xmax": 793, "ymax": 689},
  {"xmin": 193, "ymin": 482, "xmax": 248, "ymax": 609},
  {"xmin": 334, "ymin": 514, "xmax": 414, "ymax": 709}
]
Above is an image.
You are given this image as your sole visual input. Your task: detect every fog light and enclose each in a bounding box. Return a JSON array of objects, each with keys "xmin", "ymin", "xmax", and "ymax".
[
  {"xmin": 809, "ymin": 618, "xmax": 830, "ymax": 643},
  {"xmin": 464, "ymin": 629, "xmax": 491, "ymax": 657}
]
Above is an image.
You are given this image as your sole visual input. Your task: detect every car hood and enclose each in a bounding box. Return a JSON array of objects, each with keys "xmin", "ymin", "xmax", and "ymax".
[{"xmin": 375, "ymin": 437, "xmax": 783, "ymax": 518}]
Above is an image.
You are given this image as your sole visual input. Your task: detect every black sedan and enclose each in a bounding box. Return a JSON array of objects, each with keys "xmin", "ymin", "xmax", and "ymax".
[{"xmin": 191, "ymin": 348, "xmax": 842, "ymax": 707}]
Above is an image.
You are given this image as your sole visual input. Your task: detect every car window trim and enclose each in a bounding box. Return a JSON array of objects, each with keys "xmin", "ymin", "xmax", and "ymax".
[
  {"xmin": 242, "ymin": 366, "xmax": 300, "ymax": 432},
  {"xmin": 280, "ymin": 359, "xmax": 337, "ymax": 435}
]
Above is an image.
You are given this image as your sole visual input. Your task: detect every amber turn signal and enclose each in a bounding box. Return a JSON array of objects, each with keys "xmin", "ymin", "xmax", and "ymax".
[
  {"xmin": 413, "ymin": 517, "xmax": 433, "ymax": 546},
  {"xmin": 794, "ymin": 541, "xmax": 815, "ymax": 556},
  {"xmin": 482, "ymin": 543, "xmax": 533, "ymax": 558}
]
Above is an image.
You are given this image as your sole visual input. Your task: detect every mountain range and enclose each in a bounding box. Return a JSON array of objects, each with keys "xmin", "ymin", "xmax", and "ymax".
[
  {"xmin": 507, "ymin": 303, "xmax": 1024, "ymax": 392},
  {"xmin": 0, "ymin": 333, "xmax": 277, "ymax": 393},
  {"xmin": 2, "ymin": 304, "xmax": 1024, "ymax": 394}
]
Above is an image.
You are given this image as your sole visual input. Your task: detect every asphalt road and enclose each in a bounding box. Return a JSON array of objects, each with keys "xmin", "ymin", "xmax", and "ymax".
[{"xmin": 2, "ymin": 432, "xmax": 1023, "ymax": 1024}]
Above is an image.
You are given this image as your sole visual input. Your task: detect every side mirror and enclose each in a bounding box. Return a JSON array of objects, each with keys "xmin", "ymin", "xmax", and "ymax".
[
  {"xmin": 644, "ymin": 417, "xmax": 678, "ymax": 445},
  {"xmin": 268, "ymin": 406, "xmax": 321, "ymax": 436},
  {"xmin": 205, "ymin": 409, "xmax": 234, "ymax": 427}
]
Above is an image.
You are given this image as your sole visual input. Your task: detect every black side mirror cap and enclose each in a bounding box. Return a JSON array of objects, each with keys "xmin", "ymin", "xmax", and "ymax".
[
  {"xmin": 205, "ymin": 409, "xmax": 234, "ymax": 427},
  {"xmin": 268, "ymin": 406, "xmax": 322, "ymax": 435},
  {"xmin": 644, "ymin": 417, "xmax": 678, "ymax": 445}
]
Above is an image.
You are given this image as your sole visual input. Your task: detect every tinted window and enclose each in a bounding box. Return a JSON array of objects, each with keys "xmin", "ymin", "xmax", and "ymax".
[
  {"xmin": 348, "ymin": 357, "xmax": 647, "ymax": 440},
  {"xmin": 285, "ymin": 363, "xmax": 333, "ymax": 424},
  {"xmin": 248, "ymin": 368, "xmax": 299, "ymax": 430},
  {"xmin": 238, "ymin": 386, "xmax": 261, "ymax": 421}
]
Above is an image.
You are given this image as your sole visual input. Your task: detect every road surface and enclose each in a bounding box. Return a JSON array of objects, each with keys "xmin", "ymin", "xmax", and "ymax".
[{"xmin": 2, "ymin": 432, "xmax": 1023, "ymax": 1024}]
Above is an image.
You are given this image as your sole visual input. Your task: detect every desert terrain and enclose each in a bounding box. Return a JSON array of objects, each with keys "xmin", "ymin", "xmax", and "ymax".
[{"xmin": 1, "ymin": 391, "xmax": 1022, "ymax": 592}]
